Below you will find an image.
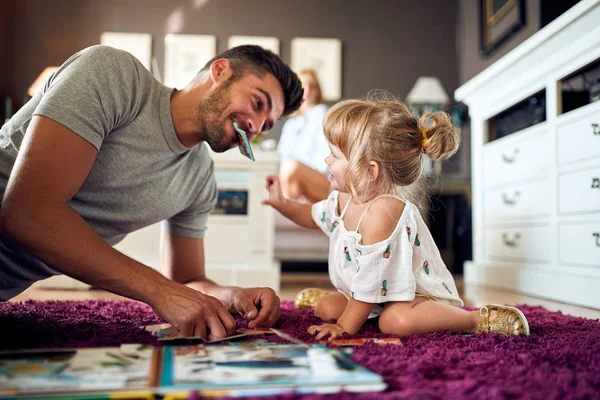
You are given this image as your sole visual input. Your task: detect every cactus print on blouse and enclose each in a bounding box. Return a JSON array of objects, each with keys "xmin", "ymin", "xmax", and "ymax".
[{"xmin": 309, "ymin": 190, "xmax": 464, "ymax": 315}]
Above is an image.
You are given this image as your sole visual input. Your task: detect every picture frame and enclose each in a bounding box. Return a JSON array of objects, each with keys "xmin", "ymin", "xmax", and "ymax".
[
  {"xmin": 228, "ymin": 36, "xmax": 280, "ymax": 55},
  {"xmin": 100, "ymin": 32, "xmax": 152, "ymax": 70},
  {"xmin": 479, "ymin": 0, "xmax": 526, "ymax": 57},
  {"xmin": 291, "ymin": 37, "xmax": 342, "ymax": 101},
  {"xmin": 164, "ymin": 34, "xmax": 216, "ymax": 89}
]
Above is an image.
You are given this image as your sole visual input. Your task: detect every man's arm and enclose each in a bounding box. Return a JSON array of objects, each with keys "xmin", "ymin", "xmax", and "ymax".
[
  {"xmin": 0, "ymin": 116, "xmax": 235, "ymax": 338},
  {"xmin": 160, "ymin": 231, "xmax": 280, "ymax": 328}
]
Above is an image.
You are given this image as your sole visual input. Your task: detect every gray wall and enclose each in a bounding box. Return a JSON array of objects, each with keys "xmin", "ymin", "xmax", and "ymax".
[
  {"xmin": 2, "ymin": 0, "xmax": 459, "ymax": 120},
  {"xmin": 457, "ymin": 0, "xmax": 541, "ymax": 85},
  {"xmin": 1, "ymin": 2, "xmax": 15, "ymax": 112}
]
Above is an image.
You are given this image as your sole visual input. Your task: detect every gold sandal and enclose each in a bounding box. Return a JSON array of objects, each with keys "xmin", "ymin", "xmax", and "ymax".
[
  {"xmin": 476, "ymin": 304, "xmax": 530, "ymax": 336},
  {"xmin": 294, "ymin": 288, "xmax": 331, "ymax": 309}
]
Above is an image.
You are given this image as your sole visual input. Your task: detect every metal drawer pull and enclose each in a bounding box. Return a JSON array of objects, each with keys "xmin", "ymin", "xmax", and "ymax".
[
  {"xmin": 592, "ymin": 178, "xmax": 600, "ymax": 189},
  {"xmin": 594, "ymin": 232, "xmax": 600, "ymax": 247},
  {"xmin": 593, "ymin": 123, "xmax": 599, "ymax": 136},
  {"xmin": 502, "ymin": 191, "xmax": 521, "ymax": 205},
  {"xmin": 502, "ymin": 232, "xmax": 521, "ymax": 247},
  {"xmin": 502, "ymin": 148, "xmax": 520, "ymax": 163}
]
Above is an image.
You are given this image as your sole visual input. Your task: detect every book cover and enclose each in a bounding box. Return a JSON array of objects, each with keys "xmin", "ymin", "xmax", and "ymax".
[{"xmin": 0, "ymin": 340, "xmax": 386, "ymax": 398}]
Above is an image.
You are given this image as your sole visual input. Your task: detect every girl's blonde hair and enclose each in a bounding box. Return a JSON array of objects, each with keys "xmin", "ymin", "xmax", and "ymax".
[{"xmin": 323, "ymin": 92, "xmax": 460, "ymax": 203}]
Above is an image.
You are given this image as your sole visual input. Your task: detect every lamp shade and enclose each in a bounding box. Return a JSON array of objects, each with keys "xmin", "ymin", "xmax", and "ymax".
[
  {"xmin": 28, "ymin": 67, "xmax": 59, "ymax": 97},
  {"xmin": 406, "ymin": 76, "xmax": 449, "ymax": 104}
]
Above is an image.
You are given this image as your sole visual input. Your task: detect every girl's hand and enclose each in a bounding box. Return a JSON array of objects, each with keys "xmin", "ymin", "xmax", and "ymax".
[
  {"xmin": 308, "ymin": 323, "xmax": 346, "ymax": 341},
  {"xmin": 261, "ymin": 175, "xmax": 287, "ymax": 210}
]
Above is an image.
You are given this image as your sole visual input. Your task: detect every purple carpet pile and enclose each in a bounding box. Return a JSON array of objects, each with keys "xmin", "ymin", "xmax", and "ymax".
[{"xmin": 0, "ymin": 300, "xmax": 598, "ymax": 400}]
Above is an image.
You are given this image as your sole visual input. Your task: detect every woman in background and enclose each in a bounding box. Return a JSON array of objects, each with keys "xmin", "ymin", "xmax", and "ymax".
[{"xmin": 277, "ymin": 69, "xmax": 330, "ymax": 203}]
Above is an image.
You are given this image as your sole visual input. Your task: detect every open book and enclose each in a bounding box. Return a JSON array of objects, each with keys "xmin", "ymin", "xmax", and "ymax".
[{"xmin": 0, "ymin": 340, "xmax": 386, "ymax": 398}]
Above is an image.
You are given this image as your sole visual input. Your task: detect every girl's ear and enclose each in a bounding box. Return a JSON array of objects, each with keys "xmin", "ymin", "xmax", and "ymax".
[
  {"xmin": 368, "ymin": 161, "xmax": 380, "ymax": 182},
  {"xmin": 209, "ymin": 58, "xmax": 232, "ymax": 84}
]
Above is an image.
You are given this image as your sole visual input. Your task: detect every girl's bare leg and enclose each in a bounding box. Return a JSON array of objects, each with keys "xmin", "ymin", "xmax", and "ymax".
[
  {"xmin": 378, "ymin": 297, "xmax": 480, "ymax": 336},
  {"xmin": 314, "ymin": 292, "xmax": 348, "ymax": 321}
]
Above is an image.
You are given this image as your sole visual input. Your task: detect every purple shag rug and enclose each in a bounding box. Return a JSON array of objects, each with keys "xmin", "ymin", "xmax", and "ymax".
[{"xmin": 0, "ymin": 300, "xmax": 599, "ymax": 400}]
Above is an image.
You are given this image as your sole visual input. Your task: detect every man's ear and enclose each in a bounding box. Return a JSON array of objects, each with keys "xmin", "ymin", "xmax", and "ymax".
[
  {"xmin": 369, "ymin": 161, "xmax": 380, "ymax": 182},
  {"xmin": 209, "ymin": 58, "xmax": 232, "ymax": 84}
]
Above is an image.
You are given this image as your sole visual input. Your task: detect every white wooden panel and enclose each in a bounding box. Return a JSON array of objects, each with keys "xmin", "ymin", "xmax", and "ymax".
[
  {"xmin": 463, "ymin": 261, "xmax": 600, "ymax": 309},
  {"xmin": 557, "ymin": 102, "xmax": 600, "ymax": 166},
  {"xmin": 558, "ymin": 164, "xmax": 600, "ymax": 214},
  {"xmin": 204, "ymin": 220, "xmax": 251, "ymax": 263},
  {"xmin": 483, "ymin": 127, "xmax": 551, "ymax": 188},
  {"xmin": 484, "ymin": 177, "xmax": 551, "ymax": 221},
  {"xmin": 558, "ymin": 222, "xmax": 600, "ymax": 267},
  {"xmin": 114, "ymin": 223, "xmax": 162, "ymax": 270},
  {"xmin": 456, "ymin": 0, "xmax": 600, "ymax": 309},
  {"xmin": 485, "ymin": 225, "xmax": 552, "ymax": 262}
]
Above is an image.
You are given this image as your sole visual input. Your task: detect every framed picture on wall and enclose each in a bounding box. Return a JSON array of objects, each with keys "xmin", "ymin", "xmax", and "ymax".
[
  {"xmin": 291, "ymin": 38, "xmax": 342, "ymax": 101},
  {"xmin": 164, "ymin": 34, "xmax": 216, "ymax": 89},
  {"xmin": 479, "ymin": 0, "xmax": 526, "ymax": 57},
  {"xmin": 100, "ymin": 32, "xmax": 152, "ymax": 70},
  {"xmin": 228, "ymin": 36, "xmax": 280, "ymax": 55}
]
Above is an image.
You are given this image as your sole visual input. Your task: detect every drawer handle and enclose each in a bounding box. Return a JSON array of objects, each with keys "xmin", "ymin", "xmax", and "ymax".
[
  {"xmin": 502, "ymin": 191, "xmax": 521, "ymax": 205},
  {"xmin": 593, "ymin": 123, "xmax": 599, "ymax": 136},
  {"xmin": 502, "ymin": 148, "xmax": 520, "ymax": 163},
  {"xmin": 502, "ymin": 232, "xmax": 521, "ymax": 247},
  {"xmin": 593, "ymin": 178, "xmax": 600, "ymax": 189},
  {"xmin": 594, "ymin": 232, "xmax": 600, "ymax": 247}
]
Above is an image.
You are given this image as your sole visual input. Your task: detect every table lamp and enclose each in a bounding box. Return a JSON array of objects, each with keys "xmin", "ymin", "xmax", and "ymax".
[{"xmin": 406, "ymin": 76, "xmax": 449, "ymax": 114}]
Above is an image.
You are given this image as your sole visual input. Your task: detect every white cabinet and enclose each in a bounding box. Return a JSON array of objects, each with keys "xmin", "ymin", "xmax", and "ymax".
[
  {"xmin": 455, "ymin": 0, "xmax": 600, "ymax": 309},
  {"xmin": 558, "ymin": 164, "xmax": 600, "ymax": 215},
  {"xmin": 482, "ymin": 125, "xmax": 552, "ymax": 188},
  {"xmin": 202, "ymin": 149, "xmax": 280, "ymax": 291}
]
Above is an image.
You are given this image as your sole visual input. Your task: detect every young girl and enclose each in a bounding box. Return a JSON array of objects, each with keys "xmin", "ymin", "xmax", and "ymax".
[{"xmin": 263, "ymin": 96, "xmax": 530, "ymax": 340}]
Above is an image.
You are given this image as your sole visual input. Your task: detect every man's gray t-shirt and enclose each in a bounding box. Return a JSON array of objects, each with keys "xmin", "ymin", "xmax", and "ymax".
[{"xmin": 0, "ymin": 45, "xmax": 217, "ymax": 299}]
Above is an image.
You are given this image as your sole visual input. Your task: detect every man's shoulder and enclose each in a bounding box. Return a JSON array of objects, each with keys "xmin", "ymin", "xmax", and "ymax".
[
  {"xmin": 69, "ymin": 45, "xmax": 145, "ymax": 78},
  {"xmin": 79, "ymin": 45, "xmax": 133, "ymax": 61}
]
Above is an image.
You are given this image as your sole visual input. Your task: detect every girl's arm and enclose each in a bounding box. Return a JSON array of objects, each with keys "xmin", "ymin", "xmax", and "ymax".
[
  {"xmin": 337, "ymin": 298, "xmax": 374, "ymax": 334},
  {"xmin": 262, "ymin": 175, "xmax": 318, "ymax": 229},
  {"xmin": 308, "ymin": 298, "xmax": 374, "ymax": 340}
]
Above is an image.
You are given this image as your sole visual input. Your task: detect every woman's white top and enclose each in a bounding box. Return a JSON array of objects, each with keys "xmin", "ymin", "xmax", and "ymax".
[{"xmin": 277, "ymin": 104, "xmax": 329, "ymax": 174}]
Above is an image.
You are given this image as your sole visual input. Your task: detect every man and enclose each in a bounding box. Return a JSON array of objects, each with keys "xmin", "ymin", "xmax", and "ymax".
[{"xmin": 0, "ymin": 45, "xmax": 303, "ymax": 340}]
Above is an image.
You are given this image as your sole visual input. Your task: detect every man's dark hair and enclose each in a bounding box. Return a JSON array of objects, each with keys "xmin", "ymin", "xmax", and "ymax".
[{"xmin": 200, "ymin": 45, "xmax": 303, "ymax": 116}]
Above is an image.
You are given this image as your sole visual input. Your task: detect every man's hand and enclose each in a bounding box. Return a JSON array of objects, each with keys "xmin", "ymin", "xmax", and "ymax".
[
  {"xmin": 230, "ymin": 287, "xmax": 281, "ymax": 328},
  {"xmin": 150, "ymin": 281, "xmax": 237, "ymax": 340},
  {"xmin": 308, "ymin": 323, "xmax": 346, "ymax": 341}
]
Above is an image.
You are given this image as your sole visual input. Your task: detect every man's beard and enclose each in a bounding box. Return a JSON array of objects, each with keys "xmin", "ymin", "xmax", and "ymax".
[{"xmin": 197, "ymin": 80, "xmax": 234, "ymax": 153}]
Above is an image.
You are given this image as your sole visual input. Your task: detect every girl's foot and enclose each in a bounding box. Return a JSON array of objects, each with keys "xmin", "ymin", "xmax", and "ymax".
[
  {"xmin": 294, "ymin": 288, "xmax": 331, "ymax": 309},
  {"xmin": 475, "ymin": 304, "xmax": 530, "ymax": 336}
]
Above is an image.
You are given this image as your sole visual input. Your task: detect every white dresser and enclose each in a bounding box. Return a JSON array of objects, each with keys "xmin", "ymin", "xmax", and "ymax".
[
  {"xmin": 455, "ymin": 0, "xmax": 600, "ymax": 309},
  {"xmin": 35, "ymin": 147, "xmax": 281, "ymax": 292}
]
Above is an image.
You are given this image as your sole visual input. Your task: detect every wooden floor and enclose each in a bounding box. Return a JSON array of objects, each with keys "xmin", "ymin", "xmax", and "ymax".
[{"xmin": 10, "ymin": 274, "xmax": 600, "ymax": 320}]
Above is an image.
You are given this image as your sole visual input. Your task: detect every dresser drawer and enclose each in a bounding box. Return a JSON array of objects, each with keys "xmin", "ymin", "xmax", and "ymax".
[
  {"xmin": 483, "ymin": 127, "xmax": 551, "ymax": 188},
  {"xmin": 558, "ymin": 164, "xmax": 600, "ymax": 214},
  {"xmin": 485, "ymin": 225, "xmax": 552, "ymax": 262},
  {"xmin": 559, "ymin": 222, "xmax": 600, "ymax": 267},
  {"xmin": 484, "ymin": 177, "xmax": 551, "ymax": 221},
  {"xmin": 557, "ymin": 104, "xmax": 600, "ymax": 166}
]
